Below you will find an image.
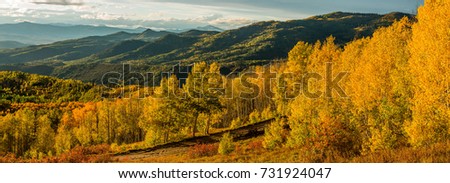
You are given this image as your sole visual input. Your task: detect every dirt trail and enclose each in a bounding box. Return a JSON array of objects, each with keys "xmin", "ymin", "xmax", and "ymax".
[{"xmin": 114, "ymin": 118, "xmax": 279, "ymax": 161}]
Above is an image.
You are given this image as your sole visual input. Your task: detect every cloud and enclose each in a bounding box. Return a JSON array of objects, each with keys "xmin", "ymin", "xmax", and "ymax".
[
  {"xmin": 208, "ymin": 17, "xmax": 255, "ymax": 29},
  {"xmin": 14, "ymin": 18, "xmax": 34, "ymax": 23},
  {"xmin": 73, "ymin": 12, "xmax": 253, "ymax": 30},
  {"xmin": 194, "ymin": 14, "xmax": 224, "ymax": 22},
  {"xmin": 0, "ymin": 0, "xmax": 424, "ymax": 31},
  {"xmin": 81, "ymin": 12, "xmax": 124, "ymax": 21},
  {"xmin": 146, "ymin": 0, "xmax": 424, "ymax": 17},
  {"xmin": 32, "ymin": 0, "xmax": 84, "ymax": 6},
  {"xmin": 0, "ymin": 7, "xmax": 34, "ymax": 18}
]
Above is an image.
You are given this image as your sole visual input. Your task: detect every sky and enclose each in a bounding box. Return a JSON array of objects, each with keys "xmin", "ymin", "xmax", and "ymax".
[{"xmin": 0, "ymin": 0, "xmax": 424, "ymax": 30}]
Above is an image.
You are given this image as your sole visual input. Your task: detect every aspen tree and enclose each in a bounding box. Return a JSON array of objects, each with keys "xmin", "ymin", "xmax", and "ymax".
[{"xmin": 407, "ymin": 0, "xmax": 450, "ymax": 147}]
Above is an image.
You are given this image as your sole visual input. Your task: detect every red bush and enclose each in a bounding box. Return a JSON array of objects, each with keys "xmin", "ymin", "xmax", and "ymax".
[
  {"xmin": 247, "ymin": 140, "xmax": 263, "ymax": 150},
  {"xmin": 55, "ymin": 144, "xmax": 112, "ymax": 163},
  {"xmin": 187, "ymin": 144, "xmax": 218, "ymax": 158}
]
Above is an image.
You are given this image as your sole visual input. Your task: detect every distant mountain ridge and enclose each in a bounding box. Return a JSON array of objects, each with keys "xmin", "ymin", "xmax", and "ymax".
[
  {"xmin": 0, "ymin": 41, "xmax": 30, "ymax": 49},
  {"xmin": 0, "ymin": 22, "xmax": 224, "ymax": 45},
  {"xmin": 0, "ymin": 22, "xmax": 145, "ymax": 44},
  {"xmin": 171, "ymin": 25, "xmax": 224, "ymax": 33}
]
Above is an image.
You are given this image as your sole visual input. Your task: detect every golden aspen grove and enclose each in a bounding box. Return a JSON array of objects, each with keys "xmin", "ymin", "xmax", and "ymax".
[{"xmin": 0, "ymin": 0, "xmax": 449, "ymax": 162}]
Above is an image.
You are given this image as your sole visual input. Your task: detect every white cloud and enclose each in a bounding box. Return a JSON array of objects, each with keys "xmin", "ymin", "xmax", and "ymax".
[
  {"xmin": 31, "ymin": 0, "xmax": 83, "ymax": 6},
  {"xmin": 194, "ymin": 14, "xmax": 224, "ymax": 22},
  {"xmin": 0, "ymin": 0, "xmax": 259, "ymax": 29},
  {"xmin": 81, "ymin": 12, "xmax": 124, "ymax": 21},
  {"xmin": 14, "ymin": 18, "xmax": 34, "ymax": 22},
  {"xmin": 208, "ymin": 17, "xmax": 255, "ymax": 29},
  {"xmin": 0, "ymin": 0, "xmax": 423, "ymax": 30}
]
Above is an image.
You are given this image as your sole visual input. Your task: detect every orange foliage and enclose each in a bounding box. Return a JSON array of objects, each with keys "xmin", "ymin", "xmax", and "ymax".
[{"xmin": 187, "ymin": 144, "xmax": 218, "ymax": 158}]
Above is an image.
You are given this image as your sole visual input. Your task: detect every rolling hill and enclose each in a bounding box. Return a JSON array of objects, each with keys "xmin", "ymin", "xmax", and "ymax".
[
  {"xmin": 0, "ymin": 41, "xmax": 30, "ymax": 49},
  {"xmin": 0, "ymin": 71, "xmax": 96, "ymax": 104},
  {"xmin": 0, "ymin": 22, "xmax": 146, "ymax": 45}
]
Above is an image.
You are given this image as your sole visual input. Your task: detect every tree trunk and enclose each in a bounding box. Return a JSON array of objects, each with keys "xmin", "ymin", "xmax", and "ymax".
[
  {"xmin": 192, "ymin": 112, "xmax": 199, "ymax": 137},
  {"xmin": 205, "ymin": 117, "xmax": 210, "ymax": 135}
]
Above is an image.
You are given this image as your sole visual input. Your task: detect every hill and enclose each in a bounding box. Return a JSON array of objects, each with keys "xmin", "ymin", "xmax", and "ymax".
[
  {"xmin": 0, "ymin": 71, "xmax": 97, "ymax": 104},
  {"xmin": 0, "ymin": 22, "xmax": 144, "ymax": 45},
  {"xmin": 99, "ymin": 12, "xmax": 413, "ymax": 65},
  {"xmin": 171, "ymin": 25, "xmax": 224, "ymax": 33},
  {"xmin": 0, "ymin": 41, "xmax": 30, "ymax": 49}
]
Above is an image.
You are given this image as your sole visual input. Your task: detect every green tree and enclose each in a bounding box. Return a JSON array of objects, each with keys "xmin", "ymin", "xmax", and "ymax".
[
  {"xmin": 218, "ymin": 133, "xmax": 234, "ymax": 155},
  {"xmin": 54, "ymin": 124, "xmax": 74, "ymax": 155},
  {"xmin": 33, "ymin": 115, "xmax": 55, "ymax": 156},
  {"xmin": 183, "ymin": 62, "xmax": 222, "ymax": 137},
  {"xmin": 140, "ymin": 75, "xmax": 186, "ymax": 145},
  {"xmin": 263, "ymin": 118, "xmax": 285, "ymax": 150}
]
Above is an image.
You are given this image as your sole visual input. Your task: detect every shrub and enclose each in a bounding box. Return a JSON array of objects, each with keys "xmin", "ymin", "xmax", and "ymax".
[
  {"xmin": 287, "ymin": 110, "xmax": 359, "ymax": 158},
  {"xmin": 55, "ymin": 144, "xmax": 111, "ymax": 163},
  {"xmin": 249, "ymin": 110, "xmax": 261, "ymax": 124},
  {"xmin": 263, "ymin": 118, "xmax": 285, "ymax": 150},
  {"xmin": 248, "ymin": 139, "xmax": 264, "ymax": 150},
  {"xmin": 230, "ymin": 117, "xmax": 242, "ymax": 129},
  {"xmin": 261, "ymin": 107, "xmax": 275, "ymax": 120},
  {"xmin": 187, "ymin": 144, "xmax": 218, "ymax": 158},
  {"xmin": 218, "ymin": 133, "xmax": 234, "ymax": 155},
  {"xmin": 0, "ymin": 153, "xmax": 20, "ymax": 163}
]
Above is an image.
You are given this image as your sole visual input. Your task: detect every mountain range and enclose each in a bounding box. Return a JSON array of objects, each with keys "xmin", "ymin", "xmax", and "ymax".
[
  {"xmin": 0, "ymin": 41, "xmax": 30, "ymax": 49},
  {"xmin": 0, "ymin": 22, "xmax": 146, "ymax": 45},
  {"xmin": 0, "ymin": 22, "xmax": 224, "ymax": 45},
  {"xmin": 0, "ymin": 12, "xmax": 413, "ymax": 82}
]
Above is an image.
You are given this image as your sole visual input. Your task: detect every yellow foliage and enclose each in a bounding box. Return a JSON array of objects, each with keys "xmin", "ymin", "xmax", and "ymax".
[
  {"xmin": 406, "ymin": 0, "xmax": 450, "ymax": 147},
  {"xmin": 218, "ymin": 133, "xmax": 234, "ymax": 155}
]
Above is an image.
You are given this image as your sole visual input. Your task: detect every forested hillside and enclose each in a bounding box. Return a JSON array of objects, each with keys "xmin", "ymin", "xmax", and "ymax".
[
  {"xmin": 0, "ymin": 12, "xmax": 412, "ymax": 82},
  {"xmin": 0, "ymin": 71, "xmax": 97, "ymax": 103}
]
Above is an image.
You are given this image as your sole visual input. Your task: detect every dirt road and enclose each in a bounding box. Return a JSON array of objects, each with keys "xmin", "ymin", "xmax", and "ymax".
[{"xmin": 114, "ymin": 118, "xmax": 279, "ymax": 161}]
